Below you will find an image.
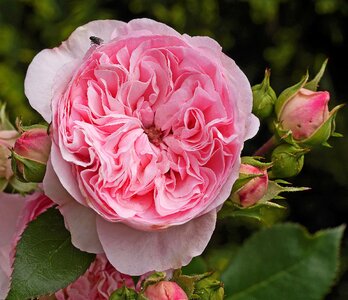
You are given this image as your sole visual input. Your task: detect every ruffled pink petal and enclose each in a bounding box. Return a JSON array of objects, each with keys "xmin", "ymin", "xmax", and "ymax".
[
  {"xmin": 96, "ymin": 210, "xmax": 216, "ymax": 275},
  {"xmin": 43, "ymin": 158, "xmax": 103, "ymax": 253},
  {"xmin": 0, "ymin": 193, "xmax": 26, "ymax": 299},
  {"xmin": 25, "ymin": 20, "xmax": 126, "ymax": 122},
  {"xmin": 219, "ymin": 53, "xmax": 259, "ymax": 140},
  {"xmin": 124, "ymin": 18, "xmax": 181, "ymax": 38}
]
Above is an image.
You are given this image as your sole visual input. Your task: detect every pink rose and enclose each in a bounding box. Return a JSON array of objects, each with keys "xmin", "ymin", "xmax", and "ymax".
[
  {"xmin": 144, "ymin": 281, "xmax": 188, "ymax": 300},
  {"xmin": 25, "ymin": 19, "xmax": 259, "ymax": 274},
  {"xmin": 231, "ymin": 163, "xmax": 268, "ymax": 207},
  {"xmin": 55, "ymin": 254, "xmax": 134, "ymax": 300},
  {"xmin": 0, "ymin": 192, "xmax": 135, "ymax": 299},
  {"xmin": 279, "ymin": 88, "xmax": 330, "ymax": 140}
]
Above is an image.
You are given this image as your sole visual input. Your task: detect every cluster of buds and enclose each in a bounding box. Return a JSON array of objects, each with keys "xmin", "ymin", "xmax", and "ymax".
[
  {"xmin": 110, "ymin": 270, "xmax": 224, "ymax": 299},
  {"xmin": 271, "ymin": 60, "xmax": 343, "ymax": 178},
  {"xmin": 229, "ymin": 60, "xmax": 342, "ymax": 210}
]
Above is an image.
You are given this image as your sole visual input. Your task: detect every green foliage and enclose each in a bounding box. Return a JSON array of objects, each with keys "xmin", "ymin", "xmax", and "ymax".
[
  {"xmin": 7, "ymin": 207, "xmax": 95, "ymax": 300},
  {"xmin": 221, "ymin": 224, "xmax": 344, "ymax": 300}
]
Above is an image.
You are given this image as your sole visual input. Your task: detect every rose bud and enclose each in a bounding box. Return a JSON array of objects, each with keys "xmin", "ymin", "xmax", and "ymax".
[
  {"xmin": 252, "ymin": 69, "xmax": 277, "ymax": 119},
  {"xmin": 275, "ymin": 68, "xmax": 343, "ymax": 147},
  {"xmin": 0, "ymin": 130, "xmax": 18, "ymax": 191},
  {"xmin": 0, "ymin": 104, "xmax": 19, "ymax": 191},
  {"xmin": 194, "ymin": 276, "xmax": 224, "ymax": 300},
  {"xmin": 269, "ymin": 144, "xmax": 309, "ymax": 179},
  {"xmin": 231, "ymin": 163, "xmax": 269, "ymax": 207},
  {"xmin": 144, "ymin": 281, "xmax": 188, "ymax": 300},
  {"xmin": 11, "ymin": 126, "xmax": 51, "ymax": 183}
]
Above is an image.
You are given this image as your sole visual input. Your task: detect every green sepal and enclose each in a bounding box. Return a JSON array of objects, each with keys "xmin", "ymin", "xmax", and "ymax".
[
  {"xmin": 192, "ymin": 276, "xmax": 224, "ymax": 300},
  {"xmin": 251, "ymin": 68, "xmax": 277, "ymax": 119},
  {"xmin": 8, "ymin": 176, "xmax": 37, "ymax": 194},
  {"xmin": 0, "ymin": 178, "xmax": 8, "ymax": 191},
  {"xmin": 11, "ymin": 151, "xmax": 47, "ymax": 183},
  {"xmin": 0, "ymin": 103, "xmax": 16, "ymax": 130},
  {"xmin": 241, "ymin": 156, "xmax": 273, "ymax": 170},
  {"xmin": 15, "ymin": 118, "xmax": 49, "ymax": 133},
  {"xmin": 109, "ymin": 286, "xmax": 139, "ymax": 300},
  {"xmin": 141, "ymin": 272, "xmax": 166, "ymax": 290},
  {"xmin": 172, "ymin": 269, "xmax": 202, "ymax": 298},
  {"xmin": 304, "ymin": 59, "xmax": 328, "ymax": 91},
  {"xmin": 298, "ymin": 103, "xmax": 345, "ymax": 147},
  {"xmin": 172, "ymin": 269, "xmax": 224, "ymax": 299},
  {"xmin": 275, "ymin": 72, "xmax": 309, "ymax": 119},
  {"xmin": 231, "ymin": 173, "xmax": 263, "ymax": 194},
  {"xmin": 219, "ymin": 201, "xmax": 286, "ymax": 226},
  {"xmin": 258, "ymin": 180, "xmax": 309, "ymax": 203}
]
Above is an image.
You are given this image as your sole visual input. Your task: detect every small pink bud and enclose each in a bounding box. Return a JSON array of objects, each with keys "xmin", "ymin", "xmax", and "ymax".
[
  {"xmin": 12, "ymin": 127, "xmax": 51, "ymax": 183},
  {"xmin": 233, "ymin": 164, "xmax": 269, "ymax": 207},
  {"xmin": 280, "ymin": 88, "xmax": 330, "ymax": 140},
  {"xmin": 0, "ymin": 130, "xmax": 19, "ymax": 189},
  {"xmin": 14, "ymin": 127, "xmax": 51, "ymax": 164},
  {"xmin": 144, "ymin": 281, "xmax": 188, "ymax": 300}
]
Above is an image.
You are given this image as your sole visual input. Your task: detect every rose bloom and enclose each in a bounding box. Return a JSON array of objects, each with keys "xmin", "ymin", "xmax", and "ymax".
[
  {"xmin": 25, "ymin": 19, "xmax": 258, "ymax": 274},
  {"xmin": 0, "ymin": 192, "xmax": 135, "ymax": 299}
]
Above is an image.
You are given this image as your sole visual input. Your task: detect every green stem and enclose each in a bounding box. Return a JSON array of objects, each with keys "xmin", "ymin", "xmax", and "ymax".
[{"xmin": 253, "ymin": 136, "xmax": 277, "ymax": 157}]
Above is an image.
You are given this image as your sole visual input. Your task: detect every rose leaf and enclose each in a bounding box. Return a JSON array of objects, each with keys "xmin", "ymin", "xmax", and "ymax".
[
  {"xmin": 7, "ymin": 207, "xmax": 96, "ymax": 300},
  {"xmin": 221, "ymin": 223, "xmax": 344, "ymax": 300}
]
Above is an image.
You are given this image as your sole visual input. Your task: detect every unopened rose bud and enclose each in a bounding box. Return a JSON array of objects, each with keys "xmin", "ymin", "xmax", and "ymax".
[
  {"xmin": 195, "ymin": 278, "xmax": 224, "ymax": 300},
  {"xmin": 270, "ymin": 144, "xmax": 309, "ymax": 179},
  {"xmin": 275, "ymin": 63, "xmax": 343, "ymax": 147},
  {"xmin": 0, "ymin": 130, "xmax": 19, "ymax": 190},
  {"xmin": 252, "ymin": 69, "xmax": 277, "ymax": 119},
  {"xmin": 11, "ymin": 126, "xmax": 51, "ymax": 183},
  {"xmin": 231, "ymin": 163, "xmax": 269, "ymax": 207},
  {"xmin": 280, "ymin": 88, "xmax": 330, "ymax": 140},
  {"xmin": 144, "ymin": 281, "xmax": 188, "ymax": 300}
]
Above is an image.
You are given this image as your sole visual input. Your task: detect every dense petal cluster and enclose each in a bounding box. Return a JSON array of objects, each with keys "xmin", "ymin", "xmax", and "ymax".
[
  {"xmin": 56, "ymin": 254, "xmax": 134, "ymax": 300},
  {"xmin": 26, "ymin": 18, "xmax": 258, "ymax": 274}
]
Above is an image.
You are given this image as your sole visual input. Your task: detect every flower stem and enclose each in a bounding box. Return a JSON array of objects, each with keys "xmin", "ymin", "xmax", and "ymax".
[{"xmin": 253, "ymin": 136, "xmax": 277, "ymax": 157}]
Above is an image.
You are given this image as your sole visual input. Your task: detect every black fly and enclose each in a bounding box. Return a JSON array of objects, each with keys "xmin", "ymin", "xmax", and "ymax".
[{"xmin": 89, "ymin": 36, "xmax": 104, "ymax": 45}]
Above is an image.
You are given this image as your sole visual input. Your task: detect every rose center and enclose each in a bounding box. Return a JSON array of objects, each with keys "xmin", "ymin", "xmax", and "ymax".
[{"xmin": 144, "ymin": 126, "xmax": 163, "ymax": 146}]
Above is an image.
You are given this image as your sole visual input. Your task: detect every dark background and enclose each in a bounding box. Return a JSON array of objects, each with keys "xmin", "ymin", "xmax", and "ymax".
[{"xmin": 0, "ymin": 0, "xmax": 347, "ymax": 298}]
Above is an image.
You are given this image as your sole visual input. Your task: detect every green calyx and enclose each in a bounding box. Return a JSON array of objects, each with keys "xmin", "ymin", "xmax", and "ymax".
[
  {"xmin": 298, "ymin": 103, "xmax": 345, "ymax": 147},
  {"xmin": 172, "ymin": 269, "xmax": 224, "ymax": 300},
  {"xmin": 11, "ymin": 151, "xmax": 47, "ymax": 183},
  {"xmin": 109, "ymin": 286, "xmax": 138, "ymax": 300},
  {"xmin": 269, "ymin": 144, "xmax": 309, "ymax": 179},
  {"xmin": 252, "ymin": 69, "xmax": 277, "ymax": 119}
]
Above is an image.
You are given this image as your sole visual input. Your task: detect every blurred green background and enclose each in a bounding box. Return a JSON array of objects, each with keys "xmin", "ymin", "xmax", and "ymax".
[{"xmin": 0, "ymin": 0, "xmax": 347, "ymax": 298}]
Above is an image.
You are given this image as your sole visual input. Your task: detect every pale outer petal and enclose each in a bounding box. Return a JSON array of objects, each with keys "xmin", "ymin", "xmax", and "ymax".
[
  {"xmin": 0, "ymin": 193, "xmax": 26, "ymax": 299},
  {"xmin": 43, "ymin": 158, "xmax": 103, "ymax": 253},
  {"xmin": 25, "ymin": 20, "xmax": 126, "ymax": 122},
  {"xmin": 96, "ymin": 210, "xmax": 217, "ymax": 275}
]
